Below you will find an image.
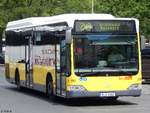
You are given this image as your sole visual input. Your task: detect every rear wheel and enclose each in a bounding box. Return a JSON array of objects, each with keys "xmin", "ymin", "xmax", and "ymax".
[
  {"xmin": 15, "ymin": 70, "xmax": 21, "ymax": 90},
  {"xmin": 46, "ymin": 77, "xmax": 54, "ymax": 99}
]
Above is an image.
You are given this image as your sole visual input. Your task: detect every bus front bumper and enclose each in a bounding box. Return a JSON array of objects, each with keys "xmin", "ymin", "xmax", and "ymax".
[{"xmin": 66, "ymin": 89, "xmax": 141, "ymax": 98}]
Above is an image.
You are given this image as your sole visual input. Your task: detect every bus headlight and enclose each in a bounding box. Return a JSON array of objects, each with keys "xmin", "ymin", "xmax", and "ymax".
[
  {"xmin": 68, "ymin": 85, "xmax": 86, "ymax": 91},
  {"xmin": 128, "ymin": 84, "xmax": 142, "ymax": 90}
]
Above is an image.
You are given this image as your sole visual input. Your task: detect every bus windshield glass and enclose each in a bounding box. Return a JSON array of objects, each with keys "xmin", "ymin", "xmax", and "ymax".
[{"xmin": 73, "ymin": 34, "xmax": 138, "ymax": 76}]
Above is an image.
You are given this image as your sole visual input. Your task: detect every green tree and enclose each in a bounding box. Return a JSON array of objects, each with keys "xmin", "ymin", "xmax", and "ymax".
[
  {"xmin": 0, "ymin": 0, "xmax": 150, "ymax": 39},
  {"xmin": 94, "ymin": 0, "xmax": 150, "ymax": 38}
]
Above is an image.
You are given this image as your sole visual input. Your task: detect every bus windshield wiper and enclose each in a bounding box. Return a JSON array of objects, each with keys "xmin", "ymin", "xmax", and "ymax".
[
  {"xmin": 79, "ymin": 70, "xmax": 136, "ymax": 76},
  {"xmin": 117, "ymin": 69, "xmax": 134, "ymax": 75},
  {"xmin": 79, "ymin": 72, "xmax": 101, "ymax": 76}
]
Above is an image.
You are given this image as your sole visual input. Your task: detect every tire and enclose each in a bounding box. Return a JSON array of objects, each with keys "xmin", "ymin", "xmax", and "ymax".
[
  {"xmin": 46, "ymin": 77, "xmax": 54, "ymax": 99},
  {"xmin": 15, "ymin": 71, "xmax": 21, "ymax": 90}
]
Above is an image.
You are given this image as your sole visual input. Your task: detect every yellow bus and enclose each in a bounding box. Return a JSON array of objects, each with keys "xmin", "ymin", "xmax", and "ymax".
[{"xmin": 5, "ymin": 14, "xmax": 142, "ymax": 99}]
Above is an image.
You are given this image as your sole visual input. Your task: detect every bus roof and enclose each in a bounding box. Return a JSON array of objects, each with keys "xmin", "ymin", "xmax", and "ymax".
[{"xmin": 6, "ymin": 13, "xmax": 139, "ymax": 32}]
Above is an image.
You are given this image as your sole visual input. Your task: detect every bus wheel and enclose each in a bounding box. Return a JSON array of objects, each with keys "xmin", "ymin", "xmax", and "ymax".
[
  {"xmin": 46, "ymin": 77, "xmax": 54, "ymax": 99},
  {"xmin": 15, "ymin": 70, "xmax": 21, "ymax": 90}
]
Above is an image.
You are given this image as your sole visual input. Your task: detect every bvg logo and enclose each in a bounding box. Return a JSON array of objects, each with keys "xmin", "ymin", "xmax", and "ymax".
[{"xmin": 79, "ymin": 77, "xmax": 87, "ymax": 81}]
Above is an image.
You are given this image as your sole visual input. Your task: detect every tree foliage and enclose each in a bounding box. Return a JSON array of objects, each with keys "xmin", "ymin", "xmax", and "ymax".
[{"xmin": 0, "ymin": 0, "xmax": 150, "ymax": 38}]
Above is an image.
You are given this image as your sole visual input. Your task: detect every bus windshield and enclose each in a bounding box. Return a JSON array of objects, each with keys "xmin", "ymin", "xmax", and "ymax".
[{"xmin": 73, "ymin": 34, "xmax": 138, "ymax": 76}]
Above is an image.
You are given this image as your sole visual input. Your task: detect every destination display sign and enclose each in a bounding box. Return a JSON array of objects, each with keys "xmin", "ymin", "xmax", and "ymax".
[{"xmin": 73, "ymin": 20, "xmax": 136, "ymax": 34}]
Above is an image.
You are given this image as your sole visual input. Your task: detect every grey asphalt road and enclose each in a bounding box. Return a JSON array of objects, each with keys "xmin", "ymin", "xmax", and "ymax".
[{"xmin": 0, "ymin": 66, "xmax": 150, "ymax": 113}]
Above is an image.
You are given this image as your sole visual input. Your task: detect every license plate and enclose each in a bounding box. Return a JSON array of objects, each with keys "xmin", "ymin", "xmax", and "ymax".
[{"xmin": 99, "ymin": 92, "xmax": 116, "ymax": 97}]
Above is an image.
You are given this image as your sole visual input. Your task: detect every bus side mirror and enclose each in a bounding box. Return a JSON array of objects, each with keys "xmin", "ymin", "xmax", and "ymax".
[{"xmin": 66, "ymin": 29, "xmax": 72, "ymax": 44}]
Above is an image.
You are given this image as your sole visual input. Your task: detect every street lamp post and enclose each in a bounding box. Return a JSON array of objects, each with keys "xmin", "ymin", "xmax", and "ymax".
[{"xmin": 91, "ymin": 0, "xmax": 94, "ymax": 13}]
